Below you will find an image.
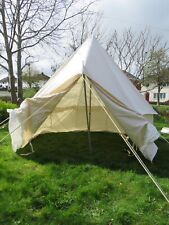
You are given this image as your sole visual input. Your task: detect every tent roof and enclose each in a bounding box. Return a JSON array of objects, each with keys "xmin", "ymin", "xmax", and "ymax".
[{"xmin": 35, "ymin": 37, "xmax": 156, "ymax": 115}]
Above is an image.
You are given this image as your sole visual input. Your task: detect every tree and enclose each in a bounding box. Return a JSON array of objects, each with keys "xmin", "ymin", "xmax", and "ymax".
[
  {"xmin": 0, "ymin": 0, "xmax": 95, "ymax": 103},
  {"xmin": 65, "ymin": 13, "xmax": 105, "ymax": 57},
  {"xmin": 105, "ymin": 28, "xmax": 168, "ymax": 80},
  {"xmin": 144, "ymin": 49, "xmax": 169, "ymax": 105},
  {"xmin": 22, "ymin": 64, "xmax": 48, "ymax": 89},
  {"xmin": 64, "ymin": 22, "xmax": 168, "ymax": 83}
]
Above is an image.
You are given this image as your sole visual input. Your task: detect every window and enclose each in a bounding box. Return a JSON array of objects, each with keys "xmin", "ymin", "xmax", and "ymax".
[
  {"xmin": 163, "ymin": 93, "xmax": 166, "ymax": 99},
  {"xmin": 153, "ymin": 93, "xmax": 166, "ymax": 99},
  {"xmin": 153, "ymin": 93, "xmax": 157, "ymax": 99}
]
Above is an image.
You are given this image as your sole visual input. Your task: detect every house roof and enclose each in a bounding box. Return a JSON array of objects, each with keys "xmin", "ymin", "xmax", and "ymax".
[
  {"xmin": 0, "ymin": 73, "xmax": 49, "ymax": 83},
  {"xmin": 123, "ymin": 71, "xmax": 140, "ymax": 81},
  {"xmin": 39, "ymin": 72, "xmax": 50, "ymax": 80},
  {"xmin": 0, "ymin": 75, "xmax": 17, "ymax": 83}
]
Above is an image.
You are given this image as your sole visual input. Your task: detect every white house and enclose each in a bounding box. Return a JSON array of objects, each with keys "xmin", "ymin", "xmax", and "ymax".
[
  {"xmin": 141, "ymin": 83, "xmax": 169, "ymax": 103},
  {"xmin": 0, "ymin": 75, "xmax": 12, "ymax": 89},
  {"xmin": 0, "ymin": 73, "xmax": 49, "ymax": 90}
]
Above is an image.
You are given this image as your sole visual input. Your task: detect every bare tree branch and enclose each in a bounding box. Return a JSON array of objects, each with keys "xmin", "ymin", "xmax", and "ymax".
[
  {"xmin": 0, "ymin": 0, "xmax": 97, "ymax": 103},
  {"xmin": 0, "ymin": 54, "xmax": 8, "ymax": 62},
  {"xmin": 0, "ymin": 63, "xmax": 9, "ymax": 71},
  {"xmin": 106, "ymin": 28, "xmax": 169, "ymax": 79}
]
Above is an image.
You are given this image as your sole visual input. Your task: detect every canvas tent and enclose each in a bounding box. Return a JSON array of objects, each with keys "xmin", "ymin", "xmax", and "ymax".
[{"xmin": 8, "ymin": 37, "xmax": 160, "ymax": 161}]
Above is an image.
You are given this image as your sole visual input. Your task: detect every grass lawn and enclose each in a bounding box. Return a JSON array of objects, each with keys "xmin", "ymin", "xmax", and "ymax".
[{"xmin": 0, "ymin": 125, "xmax": 169, "ymax": 224}]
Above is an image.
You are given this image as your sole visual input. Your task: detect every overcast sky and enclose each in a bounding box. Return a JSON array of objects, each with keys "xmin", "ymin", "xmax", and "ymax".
[
  {"xmin": 99, "ymin": 0, "xmax": 169, "ymax": 41},
  {"xmin": 39, "ymin": 0, "xmax": 169, "ymax": 75},
  {"xmin": 1, "ymin": 0, "xmax": 169, "ymax": 78}
]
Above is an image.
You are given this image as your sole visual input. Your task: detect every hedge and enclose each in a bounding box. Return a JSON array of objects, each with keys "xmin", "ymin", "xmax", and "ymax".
[{"xmin": 153, "ymin": 104, "xmax": 169, "ymax": 124}]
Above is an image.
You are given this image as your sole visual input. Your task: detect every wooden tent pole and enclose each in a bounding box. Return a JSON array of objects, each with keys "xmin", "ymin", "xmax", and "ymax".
[
  {"xmin": 83, "ymin": 74, "xmax": 92, "ymax": 153},
  {"xmin": 88, "ymin": 83, "xmax": 92, "ymax": 132}
]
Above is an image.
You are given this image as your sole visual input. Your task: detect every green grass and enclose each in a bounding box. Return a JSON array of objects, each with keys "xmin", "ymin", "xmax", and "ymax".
[{"xmin": 0, "ymin": 127, "xmax": 169, "ymax": 225}]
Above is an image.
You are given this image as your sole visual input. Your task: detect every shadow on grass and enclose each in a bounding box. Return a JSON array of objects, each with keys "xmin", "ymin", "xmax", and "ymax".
[{"xmin": 18, "ymin": 132, "xmax": 169, "ymax": 178}]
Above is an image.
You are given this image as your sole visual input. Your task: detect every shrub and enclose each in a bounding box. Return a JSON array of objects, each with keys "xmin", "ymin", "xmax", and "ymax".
[
  {"xmin": 0, "ymin": 96, "xmax": 11, "ymax": 102},
  {"xmin": 0, "ymin": 101, "xmax": 17, "ymax": 123},
  {"xmin": 153, "ymin": 105, "xmax": 169, "ymax": 115}
]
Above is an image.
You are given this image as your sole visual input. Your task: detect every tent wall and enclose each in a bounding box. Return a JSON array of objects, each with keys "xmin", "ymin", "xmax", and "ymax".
[
  {"xmin": 34, "ymin": 77, "xmax": 119, "ymax": 137},
  {"xmin": 83, "ymin": 38, "xmax": 156, "ymax": 116},
  {"xmin": 9, "ymin": 75, "xmax": 159, "ymax": 162},
  {"xmin": 93, "ymin": 83, "xmax": 159, "ymax": 161},
  {"xmin": 8, "ymin": 76, "xmax": 81, "ymax": 151}
]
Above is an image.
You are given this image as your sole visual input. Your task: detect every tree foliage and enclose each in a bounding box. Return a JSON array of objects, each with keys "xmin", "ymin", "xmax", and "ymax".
[{"xmin": 144, "ymin": 49, "xmax": 169, "ymax": 105}]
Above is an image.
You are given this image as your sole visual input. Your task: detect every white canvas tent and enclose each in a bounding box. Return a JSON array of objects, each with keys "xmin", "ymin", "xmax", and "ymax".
[{"xmin": 8, "ymin": 37, "xmax": 160, "ymax": 161}]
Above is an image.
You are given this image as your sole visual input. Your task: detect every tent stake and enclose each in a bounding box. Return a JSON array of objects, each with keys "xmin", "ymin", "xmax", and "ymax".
[
  {"xmin": 83, "ymin": 74, "xmax": 92, "ymax": 153},
  {"xmin": 160, "ymin": 135, "xmax": 169, "ymax": 145}
]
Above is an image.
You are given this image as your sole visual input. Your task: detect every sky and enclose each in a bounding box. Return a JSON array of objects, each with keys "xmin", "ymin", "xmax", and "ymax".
[
  {"xmin": 99, "ymin": 0, "xmax": 169, "ymax": 41},
  {"xmin": 1, "ymin": 0, "xmax": 169, "ymax": 78},
  {"xmin": 35, "ymin": 0, "xmax": 169, "ymax": 75}
]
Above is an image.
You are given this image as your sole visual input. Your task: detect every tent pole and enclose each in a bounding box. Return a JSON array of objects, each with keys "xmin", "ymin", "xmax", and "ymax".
[
  {"xmin": 88, "ymin": 83, "xmax": 92, "ymax": 133},
  {"xmin": 83, "ymin": 74, "xmax": 92, "ymax": 153},
  {"xmin": 83, "ymin": 76, "xmax": 169, "ymax": 204}
]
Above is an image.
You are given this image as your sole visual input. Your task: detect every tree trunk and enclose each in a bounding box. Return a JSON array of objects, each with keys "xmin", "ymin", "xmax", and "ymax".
[
  {"xmin": 8, "ymin": 57, "xmax": 17, "ymax": 103},
  {"xmin": 17, "ymin": 48, "xmax": 23, "ymax": 103},
  {"xmin": 157, "ymin": 84, "xmax": 160, "ymax": 106},
  {"xmin": 1, "ymin": 0, "xmax": 17, "ymax": 103},
  {"xmin": 28, "ymin": 81, "xmax": 32, "ymax": 89},
  {"xmin": 17, "ymin": 0, "xmax": 23, "ymax": 104}
]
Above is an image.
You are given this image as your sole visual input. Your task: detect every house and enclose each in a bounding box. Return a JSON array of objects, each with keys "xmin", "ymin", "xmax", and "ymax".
[
  {"xmin": 0, "ymin": 75, "xmax": 14, "ymax": 89},
  {"xmin": 0, "ymin": 73, "xmax": 49, "ymax": 90},
  {"xmin": 123, "ymin": 71, "xmax": 141, "ymax": 90},
  {"xmin": 123, "ymin": 72, "xmax": 169, "ymax": 104},
  {"xmin": 141, "ymin": 83, "xmax": 169, "ymax": 104}
]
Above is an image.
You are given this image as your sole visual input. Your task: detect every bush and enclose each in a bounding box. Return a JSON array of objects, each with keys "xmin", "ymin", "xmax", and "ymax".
[
  {"xmin": 153, "ymin": 105, "xmax": 169, "ymax": 114},
  {"xmin": 153, "ymin": 105, "xmax": 169, "ymax": 124},
  {"xmin": 0, "ymin": 96, "xmax": 11, "ymax": 102},
  {"xmin": 0, "ymin": 101, "xmax": 17, "ymax": 123}
]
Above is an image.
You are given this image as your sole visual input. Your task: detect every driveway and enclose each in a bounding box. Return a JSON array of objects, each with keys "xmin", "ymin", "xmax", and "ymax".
[{"xmin": 0, "ymin": 91, "xmax": 11, "ymax": 97}]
